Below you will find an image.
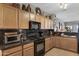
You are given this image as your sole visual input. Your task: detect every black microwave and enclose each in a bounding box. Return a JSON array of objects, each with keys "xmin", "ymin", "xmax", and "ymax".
[{"xmin": 29, "ymin": 21, "xmax": 41, "ymax": 30}]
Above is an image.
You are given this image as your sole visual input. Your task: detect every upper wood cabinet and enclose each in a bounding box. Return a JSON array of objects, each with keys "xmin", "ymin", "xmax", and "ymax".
[
  {"xmin": 36, "ymin": 15, "xmax": 41, "ymax": 22},
  {"xmin": 40, "ymin": 16, "xmax": 45, "ymax": 29},
  {"xmin": 44, "ymin": 18, "xmax": 48, "ymax": 29},
  {"xmin": 0, "ymin": 4, "xmax": 3, "ymax": 29},
  {"xmin": 19, "ymin": 10, "xmax": 29, "ymax": 29},
  {"xmin": 3, "ymin": 5, "xmax": 18, "ymax": 29},
  {"xmin": 50, "ymin": 20, "xmax": 53, "ymax": 29},
  {"xmin": 48, "ymin": 19, "xmax": 51, "ymax": 29},
  {"xmin": 30, "ymin": 13, "xmax": 35, "ymax": 21},
  {"xmin": 36, "ymin": 15, "xmax": 45, "ymax": 29}
]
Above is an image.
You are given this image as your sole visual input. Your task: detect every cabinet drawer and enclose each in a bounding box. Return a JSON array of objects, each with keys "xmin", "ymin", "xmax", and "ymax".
[
  {"xmin": 23, "ymin": 42, "xmax": 34, "ymax": 49},
  {"xmin": 3, "ymin": 46, "xmax": 22, "ymax": 56},
  {"xmin": 8, "ymin": 51, "xmax": 22, "ymax": 56},
  {"xmin": 23, "ymin": 47, "xmax": 34, "ymax": 56}
]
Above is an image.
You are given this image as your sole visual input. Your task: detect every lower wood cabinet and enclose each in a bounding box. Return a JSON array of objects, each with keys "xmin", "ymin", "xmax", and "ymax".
[
  {"xmin": 3, "ymin": 46, "xmax": 22, "ymax": 56},
  {"xmin": 45, "ymin": 37, "xmax": 55, "ymax": 52},
  {"xmin": 60, "ymin": 37, "xmax": 68, "ymax": 49},
  {"xmin": 23, "ymin": 42, "xmax": 34, "ymax": 56},
  {"xmin": 8, "ymin": 51, "xmax": 22, "ymax": 56},
  {"xmin": 67, "ymin": 38, "xmax": 77, "ymax": 52},
  {"xmin": 55, "ymin": 37, "xmax": 61, "ymax": 48},
  {"xmin": 23, "ymin": 47, "xmax": 34, "ymax": 56},
  {"xmin": 55, "ymin": 36, "xmax": 77, "ymax": 52},
  {"xmin": 2, "ymin": 42, "xmax": 34, "ymax": 56},
  {"xmin": 45, "ymin": 38, "xmax": 51, "ymax": 52},
  {"xmin": 50, "ymin": 37, "xmax": 55, "ymax": 48}
]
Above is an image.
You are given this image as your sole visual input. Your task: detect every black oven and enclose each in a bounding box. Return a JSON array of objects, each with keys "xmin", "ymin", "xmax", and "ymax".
[{"xmin": 34, "ymin": 39, "xmax": 45, "ymax": 56}]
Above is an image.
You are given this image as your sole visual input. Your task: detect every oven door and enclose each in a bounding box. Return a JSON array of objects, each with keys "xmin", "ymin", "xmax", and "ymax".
[
  {"xmin": 34, "ymin": 39, "xmax": 45, "ymax": 56},
  {"xmin": 5, "ymin": 35, "xmax": 20, "ymax": 44}
]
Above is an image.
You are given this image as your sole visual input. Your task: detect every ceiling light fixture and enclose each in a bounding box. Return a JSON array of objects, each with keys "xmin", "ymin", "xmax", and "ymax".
[{"xmin": 59, "ymin": 3, "xmax": 68, "ymax": 10}]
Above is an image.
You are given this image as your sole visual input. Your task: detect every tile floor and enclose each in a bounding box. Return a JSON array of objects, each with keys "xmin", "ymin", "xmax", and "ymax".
[{"xmin": 45, "ymin": 48, "xmax": 79, "ymax": 56}]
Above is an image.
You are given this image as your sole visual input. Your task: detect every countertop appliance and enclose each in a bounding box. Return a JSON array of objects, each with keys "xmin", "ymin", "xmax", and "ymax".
[
  {"xmin": 29, "ymin": 21, "xmax": 41, "ymax": 30},
  {"xmin": 4, "ymin": 32, "xmax": 20, "ymax": 44}
]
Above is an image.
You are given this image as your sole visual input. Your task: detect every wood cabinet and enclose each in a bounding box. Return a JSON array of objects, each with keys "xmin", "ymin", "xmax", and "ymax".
[
  {"xmin": 60, "ymin": 37, "xmax": 77, "ymax": 52},
  {"xmin": 0, "ymin": 50, "xmax": 2, "ymax": 56},
  {"xmin": 23, "ymin": 42, "xmax": 34, "ymax": 56},
  {"xmin": 33, "ymin": 15, "xmax": 45, "ymax": 29},
  {"xmin": 8, "ymin": 51, "xmax": 22, "ymax": 56},
  {"xmin": 0, "ymin": 4, "xmax": 18, "ymax": 29},
  {"xmin": 36, "ymin": 15, "xmax": 45, "ymax": 29},
  {"xmin": 36, "ymin": 15, "xmax": 41, "ymax": 22},
  {"xmin": 23, "ymin": 46, "xmax": 34, "ymax": 56},
  {"xmin": 19, "ymin": 10, "xmax": 29, "ymax": 29},
  {"xmin": 50, "ymin": 37, "xmax": 55, "ymax": 48},
  {"xmin": 60, "ymin": 37, "xmax": 68, "ymax": 49},
  {"xmin": 3, "ymin": 46, "xmax": 22, "ymax": 56},
  {"xmin": 44, "ymin": 18, "xmax": 48, "ymax": 29},
  {"xmin": 48, "ymin": 19, "xmax": 50, "ymax": 29},
  {"xmin": 55, "ymin": 36, "xmax": 61, "ymax": 48},
  {"xmin": 54, "ymin": 36, "xmax": 77, "ymax": 52},
  {"xmin": 30, "ymin": 13, "xmax": 35, "ymax": 21},
  {"xmin": 45, "ymin": 38, "xmax": 50, "ymax": 52},
  {"xmin": 45, "ymin": 37, "xmax": 55, "ymax": 52},
  {"xmin": 44, "ymin": 18, "xmax": 51, "ymax": 29},
  {"xmin": 3, "ymin": 5, "xmax": 18, "ymax": 29},
  {"xmin": 50, "ymin": 20, "xmax": 53, "ymax": 29},
  {"xmin": 40, "ymin": 16, "xmax": 45, "ymax": 29},
  {"xmin": 0, "ymin": 4, "xmax": 3, "ymax": 29},
  {"xmin": 67, "ymin": 38, "xmax": 77, "ymax": 52}
]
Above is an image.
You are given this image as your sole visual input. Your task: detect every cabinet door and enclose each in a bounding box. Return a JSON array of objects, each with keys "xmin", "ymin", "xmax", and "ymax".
[
  {"xmin": 30, "ymin": 13, "xmax": 35, "ymax": 21},
  {"xmin": 50, "ymin": 20, "xmax": 53, "ymax": 29},
  {"xmin": 8, "ymin": 51, "xmax": 22, "ymax": 56},
  {"xmin": 51, "ymin": 37, "xmax": 55, "ymax": 48},
  {"xmin": 23, "ymin": 47, "xmax": 34, "ymax": 56},
  {"xmin": 68, "ymin": 39, "xmax": 77, "ymax": 52},
  {"xmin": 19, "ymin": 10, "xmax": 29, "ymax": 29},
  {"xmin": 3, "ymin": 5, "xmax": 18, "ymax": 29},
  {"xmin": 36, "ymin": 15, "xmax": 41, "ymax": 22},
  {"xmin": 48, "ymin": 19, "xmax": 51, "ymax": 29},
  {"xmin": 45, "ymin": 38, "xmax": 51, "ymax": 52},
  {"xmin": 45, "ymin": 18, "xmax": 48, "ymax": 29},
  {"xmin": 60, "ymin": 37, "xmax": 68, "ymax": 49},
  {"xmin": 49, "ymin": 38, "xmax": 53, "ymax": 49},
  {"xmin": 0, "ymin": 5, "xmax": 3, "ymax": 29},
  {"xmin": 40, "ymin": 16, "xmax": 45, "ymax": 29},
  {"xmin": 3, "ymin": 46, "xmax": 22, "ymax": 56},
  {"xmin": 55, "ymin": 37, "xmax": 61, "ymax": 48}
]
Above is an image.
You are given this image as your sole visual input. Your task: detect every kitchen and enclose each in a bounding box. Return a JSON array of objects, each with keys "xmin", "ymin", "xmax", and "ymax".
[{"xmin": 0, "ymin": 3, "xmax": 78, "ymax": 56}]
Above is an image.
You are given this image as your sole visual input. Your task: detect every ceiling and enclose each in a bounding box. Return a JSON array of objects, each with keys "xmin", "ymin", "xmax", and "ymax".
[{"xmin": 30, "ymin": 3, "xmax": 79, "ymax": 22}]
